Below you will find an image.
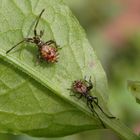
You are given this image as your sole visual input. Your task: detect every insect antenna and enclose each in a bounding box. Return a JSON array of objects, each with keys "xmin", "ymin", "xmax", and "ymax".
[
  {"xmin": 34, "ymin": 9, "xmax": 45, "ymax": 36},
  {"xmin": 87, "ymin": 102, "xmax": 106, "ymax": 128},
  {"xmin": 6, "ymin": 40, "xmax": 26, "ymax": 54},
  {"xmin": 90, "ymin": 76, "xmax": 115, "ymax": 119},
  {"xmin": 93, "ymin": 100, "xmax": 115, "ymax": 119}
]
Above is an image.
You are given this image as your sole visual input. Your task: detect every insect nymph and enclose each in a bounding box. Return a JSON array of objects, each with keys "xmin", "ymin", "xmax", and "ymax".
[
  {"xmin": 6, "ymin": 9, "xmax": 59, "ymax": 63},
  {"xmin": 69, "ymin": 77, "xmax": 115, "ymax": 127}
]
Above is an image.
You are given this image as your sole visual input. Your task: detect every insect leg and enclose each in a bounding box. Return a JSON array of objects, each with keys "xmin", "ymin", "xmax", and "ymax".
[
  {"xmin": 93, "ymin": 100, "xmax": 115, "ymax": 119},
  {"xmin": 93, "ymin": 97, "xmax": 98, "ymax": 104},
  {"xmin": 6, "ymin": 38, "xmax": 33, "ymax": 54},
  {"xmin": 6, "ymin": 40, "xmax": 25, "ymax": 54},
  {"xmin": 40, "ymin": 30, "xmax": 44, "ymax": 38},
  {"xmin": 84, "ymin": 76, "xmax": 93, "ymax": 90},
  {"xmin": 77, "ymin": 94, "xmax": 83, "ymax": 99},
  {"xmin": 35, "ymin": 51, "xmax": 44, "ymax": 65},
  {"xmin": 46, "ymin": 40, "xmax": 57, "ymax": 45}
]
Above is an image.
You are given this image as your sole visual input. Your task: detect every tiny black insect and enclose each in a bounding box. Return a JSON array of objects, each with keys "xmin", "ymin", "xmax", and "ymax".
[
  {"xmin": 69, "ymin": 77, "xmax": 115, "ymax": 127},
  {"xmin": 6, "ymin": 9, "xmax": 59, "ymax": 63}
]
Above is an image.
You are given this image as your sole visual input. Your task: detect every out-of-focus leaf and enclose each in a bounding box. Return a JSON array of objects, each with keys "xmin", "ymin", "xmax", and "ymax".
[{"xmin": 128, "ymin": 80, "xmax": 140, "ymax": 104}]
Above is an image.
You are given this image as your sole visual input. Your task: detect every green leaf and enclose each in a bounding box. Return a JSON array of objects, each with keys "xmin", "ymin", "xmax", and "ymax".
[
  {"xmin": 0, "ymin": 60, "xmax": 101, "ymax": 137},
  {"xmin": 0, "ymin": 0, "xmax": 108, "ymax": 136},
  {"xmin": 128, "ymin": 80, "xmax": 140, "ymax": 104},
  {"xmin": 0, "ymin": 0, "xmax": 139, "ymax": 139}
]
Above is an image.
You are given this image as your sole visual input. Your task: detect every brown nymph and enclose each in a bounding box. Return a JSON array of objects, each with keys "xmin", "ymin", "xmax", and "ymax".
[{"xmin": 6, "ymin": 9, "xmax": 59, "ymax": 63}]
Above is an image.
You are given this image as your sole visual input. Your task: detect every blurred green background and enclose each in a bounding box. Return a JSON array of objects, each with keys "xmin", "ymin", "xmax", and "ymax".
[{"xmin": 1, "ymin": 0, "xmax": 140, "ymax": 139}]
